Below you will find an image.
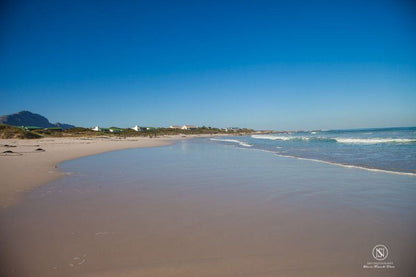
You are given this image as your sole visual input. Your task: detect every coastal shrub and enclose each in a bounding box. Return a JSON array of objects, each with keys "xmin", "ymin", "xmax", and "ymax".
[
  {"xmin": 0, "ymin": 124, "xmax": 255, "ymax": 139},
  {"xmin": 0, "ymin": 124, "xmax": 42, "ymax": 139},
  {"xmin": 19, "ymin": 131, "xmax": 42, "ymax": 139}
]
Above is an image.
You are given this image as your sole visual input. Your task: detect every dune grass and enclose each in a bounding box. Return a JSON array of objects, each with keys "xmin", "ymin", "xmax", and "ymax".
[{"xmin": 0, "ymin": 125, "xmax": 42, "ymax": 139}]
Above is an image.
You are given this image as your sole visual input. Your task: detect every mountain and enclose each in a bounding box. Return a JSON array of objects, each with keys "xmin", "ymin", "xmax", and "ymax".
[
  {"xmin": 0, "ymin": 111, "xmax": 75, "ymax": 130},
  {"xmin": 54, "ymin": 122, "xmax": 76, "ymax": 130}
]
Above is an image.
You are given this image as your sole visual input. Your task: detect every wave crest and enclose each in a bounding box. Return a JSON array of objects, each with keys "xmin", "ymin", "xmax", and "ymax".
[
  {"xmin": 335, "ymin": 138, "xmax": 416, "ymax": 144},
  {"xmin": 210, "ymin": 138, "xmax": 252, "ymax": 147},
  {"xmin": 251, "ymin": 135, "xmax": 416, "ymax": 144}
]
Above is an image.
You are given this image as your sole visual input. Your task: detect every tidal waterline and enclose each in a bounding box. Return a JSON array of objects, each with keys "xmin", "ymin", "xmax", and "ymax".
[
  {"xmin": 1, "ymin": 139, "xmax": 415, "ymax": 276},
  {"xmin": 215, "ymin": 127, "xmax": 416, "ymax": 174}
]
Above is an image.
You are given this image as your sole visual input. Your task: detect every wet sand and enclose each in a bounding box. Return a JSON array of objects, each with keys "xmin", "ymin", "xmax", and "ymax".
[
  {"xmin": 1, "ymin": 139, "xmax": 415, "ymax": 276},
  {"xmin": 0, "ymin": 135, "xmax": 221, "ymax": 207},
  {"xmin": 0, "ymin": 137, "xmax": 175, "ymax": 207}
]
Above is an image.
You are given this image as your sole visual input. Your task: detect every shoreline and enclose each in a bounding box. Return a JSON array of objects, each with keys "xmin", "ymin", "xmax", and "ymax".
[
  {"xmin": 242, "ymin": 146, "xmax": 416, "ymax": 177},
  {"xmin": 0, "ymin": 135, "xmax": 213, "ymax": 208},
  {"xmin": 210, "ymin": 137, "xmax": 416, "ymax": 177},
  {"xmin": 2, "ymin": 133, "xmax": 414, "ymax": 208}
]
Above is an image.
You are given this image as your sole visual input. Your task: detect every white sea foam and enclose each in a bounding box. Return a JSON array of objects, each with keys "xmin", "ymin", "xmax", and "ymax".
[
  {"xmin": 210, "ymin": 138, "xmax": 252, "ymax": 147},
  {"xmin": 251, "ymin": 135, "xmax": 301, "ymax": 141},
  {"xmin": 272, "ymin": 153, "xmax": 416, "ymax": 177},
  {"xmin": 252, "ymin": 135, "xmax": 416, "ymax": 144},
  {"xmin": 251, "ymin": 135, "xmax": 324, "ymax": 142},
  {"xmin": 335, "ymin": 138, "xmax": 416, "ymax": 144},
  {"xmin": 215, "ymin": 142, "xmax": 416, "ymax": 176},
  {"xmin": 233, "ymin": 145, "xmax": 416, "ymax": 176}
]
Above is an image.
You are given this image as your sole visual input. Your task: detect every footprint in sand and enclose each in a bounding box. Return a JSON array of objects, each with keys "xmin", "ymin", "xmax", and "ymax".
[{"xmin": 69, "ymin": 254, "xmax": 87, "ymax": 267}]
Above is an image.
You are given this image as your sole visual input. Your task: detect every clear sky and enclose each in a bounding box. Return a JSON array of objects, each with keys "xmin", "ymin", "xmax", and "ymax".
[{"xmin": 1, "ymin": 0, "xmax": 415, "ymax": 130}]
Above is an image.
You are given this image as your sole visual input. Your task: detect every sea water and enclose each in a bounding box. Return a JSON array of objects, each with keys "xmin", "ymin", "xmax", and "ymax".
[{"xmin": 210, "ymin": 127, "xmax": 416, "ymax": 174}]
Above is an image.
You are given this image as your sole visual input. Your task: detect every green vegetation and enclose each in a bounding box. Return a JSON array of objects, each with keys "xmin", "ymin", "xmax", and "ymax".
[
  {"xmin": 61, "ymin": 127, "xmax": 101, "ymax": 137},
  {"xmin": 104, "ymin": 126, "xmax": 254, "ymax": 138},
  {"xmin": 0, "ymin": 124, "xmax": 255, "ymax": 139},
  {"xmin": 0, "ymin": 124, "xmax": 42, "ymax": 139},
  {"xmin": 59, "ymin": 125, "xmax": 255, "ymax": 138}
]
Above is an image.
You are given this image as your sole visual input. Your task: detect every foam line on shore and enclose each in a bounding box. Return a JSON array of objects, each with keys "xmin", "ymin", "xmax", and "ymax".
[
  {"xmin": 273, "ymin": 153, "xmax": 416, "ymax": 176},
  {"xmin": 230, "ymin": 144, "xmax": 416, "ymax": 177}
]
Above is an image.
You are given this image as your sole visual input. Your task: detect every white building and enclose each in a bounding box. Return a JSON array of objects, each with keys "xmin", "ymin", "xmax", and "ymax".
[
  {"xmin": 181, "ymin": 125, "xmax": 197, "ymax": 130},
  {"xmin": 131, "ymin": 125, "xmax": 141, "ymax": 131},
  {"xmin": 225, "ymin": 127, "xmax": 240, "ymax": 132},
  {"xmin": 92, "ymin": 126, "xmax": 101, "ymax": 131}
]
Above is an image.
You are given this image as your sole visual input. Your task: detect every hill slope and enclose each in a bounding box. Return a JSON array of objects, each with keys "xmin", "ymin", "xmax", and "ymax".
[{"xmin": 0, "ymin": 111, "xmax": 75, "ymax": 129}]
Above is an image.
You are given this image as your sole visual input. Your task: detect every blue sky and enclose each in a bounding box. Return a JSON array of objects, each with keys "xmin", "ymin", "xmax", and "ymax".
[{"xmin": 1, "ymin": 0, "xmax": 415, "ymax": 130}]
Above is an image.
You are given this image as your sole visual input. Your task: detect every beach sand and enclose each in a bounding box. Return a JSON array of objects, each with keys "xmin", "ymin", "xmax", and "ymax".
[{"xmin": 0, "ymin": 137, "xmax": 174, "ymax": 207}]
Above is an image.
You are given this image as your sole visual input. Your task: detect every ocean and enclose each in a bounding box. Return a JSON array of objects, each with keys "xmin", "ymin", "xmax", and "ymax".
[{"xmin": 210, "ymin": 127, "xmax": 416, "ymax": 175}]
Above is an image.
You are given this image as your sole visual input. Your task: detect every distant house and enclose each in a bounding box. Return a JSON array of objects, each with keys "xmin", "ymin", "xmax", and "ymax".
[
  {"xmin": 44, "ymin": 127, "xmax": 62, "ymax": 131},
  {"xmin": 181, "ymin": 125, "xmax": 197, "ymax": 130},
  {"xmin": 169, "ymin": 125, "xmax": 182, "ymax": 129},
  {"xmin": 109, "ymin": 128, "xmax": 123, "ymax": 133},
  {"xmin": 92, "ymin": 126, "xmax": 111, "ymax": 132},
  {"xmin": 225, "ymin": 127, "xmax": 240, "ymax": 132},
  {"xmin": 21, "ymin": 126, "xmax": 62, "ymax": 132},
  {"xmin": 131, "ymin": 125, "xmax": 141, "ymax": 131},
  {"xmin": 131, "ymin": 126, "xmax": 155, "ymax": 131},
  {"xmin": 23, "ymin": 126, "xmax": 43, "ymax": 131}
]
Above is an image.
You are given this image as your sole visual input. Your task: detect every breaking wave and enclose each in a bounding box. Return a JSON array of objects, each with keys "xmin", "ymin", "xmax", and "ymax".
[
  {"xmin": 210, "ymin": 138, "xmax": 252, "ymax": 147},
  {"xmin": 251, "ymin": 135, "xmax": 416, "ymax": 144},
  {"xmin": 272, "ymin": 153, "xmax": 416, "ymax": 176},
  {"xmin": 335, "ymin": 138, "xmax": 416, "ymax": 144}
]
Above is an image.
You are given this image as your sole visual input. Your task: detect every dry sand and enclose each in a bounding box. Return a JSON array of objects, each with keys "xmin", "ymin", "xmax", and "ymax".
[{"xmin": 0, "ymin": 136, "xmax": 175, "ymax": 207}]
